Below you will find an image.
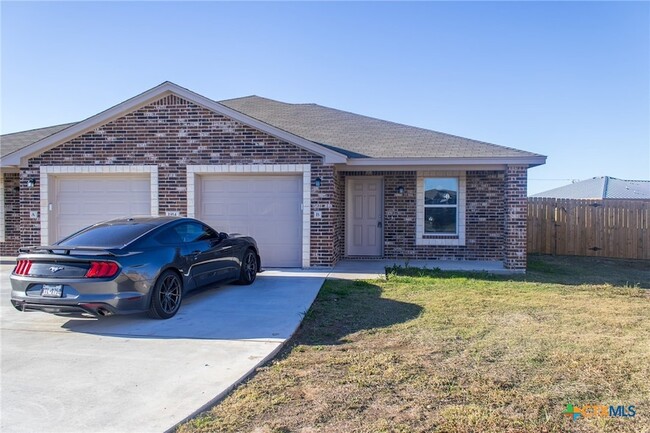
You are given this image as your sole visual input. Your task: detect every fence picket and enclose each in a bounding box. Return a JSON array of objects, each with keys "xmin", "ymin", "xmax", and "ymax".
[{"xmin": 527, "ymin": 198, "xmax": 650, "ymax": 260}]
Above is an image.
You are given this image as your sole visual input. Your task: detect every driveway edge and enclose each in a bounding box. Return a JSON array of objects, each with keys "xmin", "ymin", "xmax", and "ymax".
[
  {"xmin": 163, "ymin": 280, "xmax": 323, "ymax": 433},
  {"xmin": 164, "ymin": 341, "xmax": 288, "ymax": 433}
]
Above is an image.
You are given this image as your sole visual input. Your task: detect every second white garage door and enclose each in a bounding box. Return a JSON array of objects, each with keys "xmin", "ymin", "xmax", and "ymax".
[
  {"xmin": 197, "ymin": 175, "xmax": 303, "ymax": 268},
  {"xmin": 49, "ymin": 174, "xmax": 152, "ymax": 242}
]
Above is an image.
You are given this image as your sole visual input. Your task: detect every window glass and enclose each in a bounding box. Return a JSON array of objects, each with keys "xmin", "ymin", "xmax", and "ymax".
[
  {"xmin": 424, "ymin": 178, "xmax": 458, "ymax": 205},
  {"xmin": 425, "ymin": 208, "xmax": 457, "ymax": 233},
  {"xmin": 155, "ymin": 227, "xmax": 184, "ymax": 244},
  {"xmin": 59, "ymin": 223, "xmax": 156, "ymax": 247},
  {"xmin": 424, "ymin": 177, "xmax": 458, "ymax": 234},
  {"xmin": 157, "ymin": 222, "xmax": 215, "ymax": 244}
]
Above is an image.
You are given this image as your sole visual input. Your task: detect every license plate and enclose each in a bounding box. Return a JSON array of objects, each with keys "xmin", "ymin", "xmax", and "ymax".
[{"xmin": 41, "ymin": 284, "xmax": 63, "ymax": 298}]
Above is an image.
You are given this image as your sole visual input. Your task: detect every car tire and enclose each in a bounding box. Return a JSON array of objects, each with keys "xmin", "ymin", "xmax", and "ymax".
[
  {"xmin": 236, "ymin": 249, "xmax": 258, "ymax": 285},
  {"xmin": 148, "ymin": 270, "xmax": 183, "ymax": 319}
]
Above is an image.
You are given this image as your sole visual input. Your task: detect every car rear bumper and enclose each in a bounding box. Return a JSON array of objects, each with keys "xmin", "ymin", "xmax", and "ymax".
[
  {"xmin": 10, "ymin": 275, "xmax": 152, "ymax": 317},
  {"xmin": 11, "ymin": 299, "xmax": 122, "ymax": 316}
]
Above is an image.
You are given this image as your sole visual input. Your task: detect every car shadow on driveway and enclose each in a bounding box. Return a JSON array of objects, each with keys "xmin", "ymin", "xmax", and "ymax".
[{"xmin": 59, "ymin": 274, "xmax": 325, "ymax": 341}]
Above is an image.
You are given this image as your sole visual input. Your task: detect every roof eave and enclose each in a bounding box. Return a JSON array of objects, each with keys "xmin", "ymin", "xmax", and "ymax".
[
  {"xmin": 1, "ymin": 82, "xmax": 347, "ymax": 167},
  {"xmin": 341, "ymin": 155, "xmax": 547, "ymax": 168}
]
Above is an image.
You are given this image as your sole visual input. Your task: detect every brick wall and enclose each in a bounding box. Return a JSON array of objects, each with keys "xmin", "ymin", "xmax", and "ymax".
[
  {"xmin": 503, "ymin": 165, "xmax": 528, "ymax": 270},
  {"xmin": 17, "ymin": 94, "xmax": 337, "ymax": 266},
  {"xmin": 0, "ymin": 173, "xmax": 21, "ymax": 255},
  {"xmin": 332, "ymin": 169, "xmax": 345, "ymax": 263},
  {"xmin": 338, "ymin": 170, "xmax": 521, "ymax": 263}
]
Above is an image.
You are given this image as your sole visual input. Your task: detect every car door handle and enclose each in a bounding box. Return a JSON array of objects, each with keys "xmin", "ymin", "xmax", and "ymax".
[{"xmin": 191, "ymin": 250, "xmax": 201, "ymax": 255}]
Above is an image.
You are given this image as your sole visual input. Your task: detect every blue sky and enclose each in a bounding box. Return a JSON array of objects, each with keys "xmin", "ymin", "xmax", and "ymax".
[{"xmin": 1, "ymin": 1, "xmax": 648, "ymax": 195}]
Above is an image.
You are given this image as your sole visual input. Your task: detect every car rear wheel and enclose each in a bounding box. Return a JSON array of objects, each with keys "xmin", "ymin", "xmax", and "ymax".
[
  {"xmin": 237, "ymin": 249, "xmax": 257, "ymax": 285},
  {"xmin": 148, "ymin": 270, "xmax": 183, "ymax": 319}
]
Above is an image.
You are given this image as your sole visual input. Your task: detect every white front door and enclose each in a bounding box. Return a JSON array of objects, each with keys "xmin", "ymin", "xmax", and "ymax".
[{"xmin": 346, "ymin": 177, "xmax": 383, "ymax": 256}]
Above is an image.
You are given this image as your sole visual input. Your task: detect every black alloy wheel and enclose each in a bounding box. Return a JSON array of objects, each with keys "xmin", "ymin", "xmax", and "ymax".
[
  {"xmin": 237, "ymin": 249, "xmax": 258, "ymax": 285},
  {"xmin": 149, "ymin": 270, "xmax": 183, "ymax": 319}
]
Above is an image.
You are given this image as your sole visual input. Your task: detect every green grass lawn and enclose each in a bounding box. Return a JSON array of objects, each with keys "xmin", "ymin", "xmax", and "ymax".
[{"xmin": 178, "ymin": 255, "xmax": 650, "ymax": 433}]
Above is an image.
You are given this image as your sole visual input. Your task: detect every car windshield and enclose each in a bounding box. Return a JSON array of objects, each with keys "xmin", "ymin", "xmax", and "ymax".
[{"xmin": 58, "ymin": 223, "xmax": 157, "ymax": 248}]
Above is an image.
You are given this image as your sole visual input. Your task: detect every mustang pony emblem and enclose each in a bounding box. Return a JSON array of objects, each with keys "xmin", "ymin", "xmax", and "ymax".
[{"xmin": 49, "ymin": 266, "xmax": 64, "ymax": 273}]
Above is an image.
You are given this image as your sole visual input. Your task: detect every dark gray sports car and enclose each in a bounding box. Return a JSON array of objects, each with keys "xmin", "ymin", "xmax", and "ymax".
[{"xmin": 10, "ymin": 217, "xmax": 260, "ymax": 319}]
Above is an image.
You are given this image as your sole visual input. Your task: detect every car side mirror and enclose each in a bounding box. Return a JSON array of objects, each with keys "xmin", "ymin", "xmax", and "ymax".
[{"xmin": 218, "ymin": 232, "xmax": 228, "ymax": 242}]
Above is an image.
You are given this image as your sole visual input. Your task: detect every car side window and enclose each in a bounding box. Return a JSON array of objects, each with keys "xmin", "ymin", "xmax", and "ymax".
[
  {"xmin": 156, "ymin": 223, "xmax": 215, "ymax": 244},
  {"xmin": 174, "ymin": 223, "xmax": 207, "ymax": 243},
  {"xmin": 198, "ymin": 225, "xmax": 218, "ymax": 241}
]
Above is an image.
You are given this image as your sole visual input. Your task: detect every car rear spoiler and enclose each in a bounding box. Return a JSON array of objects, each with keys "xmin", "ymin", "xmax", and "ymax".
[{"xmin": 18, "ymin": 246, "xmax": 119, "ymax": 256}]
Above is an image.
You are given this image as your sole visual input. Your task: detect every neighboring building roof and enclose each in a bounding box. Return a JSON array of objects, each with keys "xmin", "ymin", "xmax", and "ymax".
[
  {"xmin": 532, "ymin": 176, "xmax": 650, "ymax": 200},
  {"xmin": 220, "ymin": 96, "xmax": 541, "ymax": 160},
  {"xmin": 1, "ymin": 123, "xmax": 76, "ymax": 158},
  {"xmin": 0, "ymin": 82, "xmax": 545, "ymax": 167}
]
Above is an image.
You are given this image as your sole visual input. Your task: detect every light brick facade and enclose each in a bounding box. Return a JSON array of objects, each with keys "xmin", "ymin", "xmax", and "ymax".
[{"xmin": 1, "ymin": 94, "xmax": 530, "ymax": 270}]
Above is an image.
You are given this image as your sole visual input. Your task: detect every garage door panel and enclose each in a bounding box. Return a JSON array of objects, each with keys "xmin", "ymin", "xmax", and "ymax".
[
  {"xmin": 199, "ymin": 175, "xmax": 302, "ymax": 268},
  {"xmin": 52, "ymin": 175, "xmax": 151, "ymax": 242}
]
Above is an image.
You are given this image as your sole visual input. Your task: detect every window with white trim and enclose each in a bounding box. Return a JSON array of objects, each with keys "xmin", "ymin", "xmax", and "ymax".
[{"xmin": 424, "ymin": 178, "xmax": 458, "ymax": 234}]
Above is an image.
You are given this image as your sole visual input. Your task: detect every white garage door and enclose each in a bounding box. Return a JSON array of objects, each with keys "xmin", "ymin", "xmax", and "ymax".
[
  {"xmin": 50, "ymin": 174, "xmax": 151, "ymax": 242},
  {"xmin": 198, "ymin": 175, "xmax": 302, "ymax": 268}
]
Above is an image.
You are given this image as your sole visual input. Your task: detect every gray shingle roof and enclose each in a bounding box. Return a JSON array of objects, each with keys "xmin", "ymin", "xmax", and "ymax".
[
  {"xmin": 532, "ymin": 177, "xmax": 650, "ymax": 200},
  {"xmin": 220, "ymin": 96, "xmax": 541, "ymax": 159},
  {"xmin": 1, "ymin": 123, "xmax": 76, "ymax": 158},
  {"xmin": 1, "ymin": 94, "xmax": 543, "ymax": 161}
]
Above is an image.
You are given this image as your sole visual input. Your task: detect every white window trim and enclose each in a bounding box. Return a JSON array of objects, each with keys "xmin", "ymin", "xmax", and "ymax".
[
  {"xmin": 186, "ymin": 164, "xmax": 311, "ymax": 268},
  {"xmin": 39, "ymin": 165, "xmax": 159, "ymax": 245},
  {"xmin": 0, "ymin": 175, "xmax": 5, "ymax": 242},
  {"xmin": 416, "ymin": 171, "xmax": 466, "ymax": 246}
]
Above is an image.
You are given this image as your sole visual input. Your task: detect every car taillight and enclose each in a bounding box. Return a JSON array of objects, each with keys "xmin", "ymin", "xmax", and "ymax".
[
  {"xmin": 14, "ymin": 259, "xmax": 32, "ymax": 276},
  {"xmin": 85, "ymin": 262, "xmax": 119, "ymax": 278}
]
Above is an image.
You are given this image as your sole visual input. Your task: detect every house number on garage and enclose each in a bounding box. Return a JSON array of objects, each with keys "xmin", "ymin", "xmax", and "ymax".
[{"xmin": 312, "ymin": 203, "xmax": 332, "ymax": 209}]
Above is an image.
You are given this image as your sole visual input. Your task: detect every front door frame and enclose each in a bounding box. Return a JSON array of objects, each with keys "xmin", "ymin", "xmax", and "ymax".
[{"xmin": 345, "ymin": 176, "xmax": 384, "ymax": 257}]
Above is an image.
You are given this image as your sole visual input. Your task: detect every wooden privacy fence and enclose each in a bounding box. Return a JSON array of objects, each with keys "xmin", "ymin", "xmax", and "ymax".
[{"xmin": 528, "ymin": 198, "xmax": 650, "ymax": 260}]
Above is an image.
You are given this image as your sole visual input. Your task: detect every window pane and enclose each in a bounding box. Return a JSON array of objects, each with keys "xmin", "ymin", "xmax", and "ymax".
[
  {"xmin": 59, "ymin": 223, "xmax": 156, "ymax": 247},
  {"xmin": 174, "ymin": 223, "xmax": 208, "ymax": 243},
  {"xmin": 424, "ymin": 207, "xmax": 457, "ymax": 233},
  {"xmin": 424, "ymin": 178, "xmax": 458, "ymax": 205}
]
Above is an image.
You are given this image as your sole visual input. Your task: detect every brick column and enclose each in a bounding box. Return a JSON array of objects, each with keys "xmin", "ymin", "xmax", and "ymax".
[
  {"xmin": 0, "ymin": 173, "xmax": 22, "ymax": 255},
  {"xmin": 504, "ymin": 165, "xmax": 528, "ymax": 271}
]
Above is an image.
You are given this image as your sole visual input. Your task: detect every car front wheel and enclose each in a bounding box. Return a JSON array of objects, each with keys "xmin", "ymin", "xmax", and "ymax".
[
  {"xmin": 237, "ymin": 249, "xmax": 257, "ymax": 285},
  {"xmin": 148, "ymin": 270, "xmax": 183, "ymax": 319}
]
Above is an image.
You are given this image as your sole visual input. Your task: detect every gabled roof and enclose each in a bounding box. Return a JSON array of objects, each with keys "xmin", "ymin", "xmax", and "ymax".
[
  {"xmin": 1, "ymin": 123, "xmax": 76, "ymax": 158},
  {"xmin": 1, "ymin": 82, "xmax": 346, "ymax": 167},
  {"xmin": 221, "ymin": 96, "xmax": 543, "ymax": 161},
  {"xmin": 532, "ymin": 176, "xmax": 650, "ymax": 200},
  {"xmin": 1, "ymin": 81, "xmax": 546, "ymax": 168}
]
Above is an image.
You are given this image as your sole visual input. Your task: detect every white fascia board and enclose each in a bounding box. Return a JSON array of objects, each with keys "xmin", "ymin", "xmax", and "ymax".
[
  {"xmin": 2, "ymin": 81, "xmax": 347, "ymax": 167},
  {"xmin": 335, "ymin": 164, "xmax": 508, "ymax": 172},
  {"xmin": 341, "ymin": 155, "xmax": 547, "ymax": 168}
]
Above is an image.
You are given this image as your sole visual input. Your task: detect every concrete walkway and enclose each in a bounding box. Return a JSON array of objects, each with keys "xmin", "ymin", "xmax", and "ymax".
[
  {"xmin": 326, "ymin": 259, "xmax": 513, "ymax": 280},
  {"xmin": 262, "ymin": 259, "xmax": 511, "ymax": 281}
]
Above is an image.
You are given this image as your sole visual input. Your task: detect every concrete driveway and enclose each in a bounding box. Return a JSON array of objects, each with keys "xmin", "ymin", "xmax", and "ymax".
[{"xmin": 0, "ymin": 264, "xmax": 325, "ymax": 433}]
